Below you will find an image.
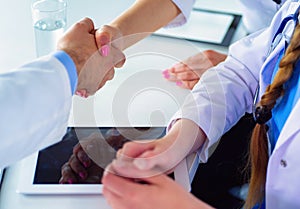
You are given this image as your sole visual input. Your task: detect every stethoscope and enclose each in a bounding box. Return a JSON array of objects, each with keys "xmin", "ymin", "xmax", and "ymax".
[{"xmin": 253, "ymin": 7, "xmax": 299, "ymax": 124}]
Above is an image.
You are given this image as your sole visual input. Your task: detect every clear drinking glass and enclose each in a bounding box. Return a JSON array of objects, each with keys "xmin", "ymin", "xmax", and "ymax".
[{"xmin": 31, "ymin": 0, "xmax": 67, "ymax": 57}]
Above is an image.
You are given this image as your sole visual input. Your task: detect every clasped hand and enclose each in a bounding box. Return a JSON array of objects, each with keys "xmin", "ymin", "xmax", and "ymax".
[{"xmin": 57, "ymin": 18, "xmax": 125, "ymax": 97}]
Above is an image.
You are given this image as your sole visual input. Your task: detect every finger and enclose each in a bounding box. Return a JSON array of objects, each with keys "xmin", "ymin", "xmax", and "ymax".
[
  {"xmin": 77, "ymin": 149, "xmax": 92, "ymax": 168},
  {"xmin": 95, "ymin": 26, "xmax": 112, "ymax": 57},
  {"xmin": 96, "ymin": 68, "xmax": 115, "ymax": 90},
  {"xmin": 69, "ymin": 154, "xmax": 88, "ymax": 180},
  {"xmin": 60, "ymin": 163, "xmax": 78, "ymax": 184},
  {"xmin": 75, "ymin": 89, "xmax": 88, "ymax": 98},
  {"xmin": 107, "ymin": 69, "xmax": 115, "ymax": 81},
  {"xmin": 104, "ymin": 163, "xmax": 169, "ymax": 187},
  {"xmin": 100, "ymin": 45, "xmax": 110, "ymax": 58},
  {"xmin": 102, "ymin": 168, "xmax": 144, "ymax": 197},
  {"xmin": 113, "ymin": 48, "xmax": 126, "ymax": 68},
  {"xmin": 132, "ymin": 149, "xmax": 157, "ymax": 170},
  {"xmin": 162, "ymin": 70, "xmax": 178, "ymax": 81},
  {"xmin": 112, "ymin": 158, "xmax": 161, "ymax": 178},
  {"xmin": 96, "ymin": 27, "xmax": 111, "ymax": 47},
  {"xmin": 116, "ymin": 148, "xmax": 123, "ymax": 159},
  {"xmin": 174, "ymin": 71, "xmax": 199, "ymax": 81},
  {"xmin": 119, "ymin": 141, "xmax": 155, "ymax": 160},
  {"xmin": 180, "ymin": 80, "xmax": 199, "ymax": 90},
  {"xmin": 131, "ymin": 148, "xmax": 172, "ymax": 172},
  {"xmin": 103, "ymin": 186, "xmax": 128, "ymax": 209},
  {"xmin": 169, "ymin": 63, "xmax": 190, "ymax": 73},
  {"xmin": 104, "ymin": 68, "xmax": 115, "ymax": 82},
  {"xmin": 115, "ymin": 141, "xmax": 171, "ymax": 177},
  {"xmin": 77, "ymin": 17, "xmax": 95, "ymax": 33},
  {"xmin": 73, "ymin": 143, "xmax": 83, "ymax": 153},
  {"xmin": 163, "ymin": 68, "xmax": 198, "ymax": 82}
]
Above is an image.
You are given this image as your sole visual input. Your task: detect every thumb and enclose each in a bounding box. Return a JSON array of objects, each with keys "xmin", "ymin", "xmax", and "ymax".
[
  {"xmin": 95, "ymin": 26, "xmax": 112, "ymax": 57},
  {"xmin": 95, "ymin": 29, "xmax": 111, "ymax": 47}
]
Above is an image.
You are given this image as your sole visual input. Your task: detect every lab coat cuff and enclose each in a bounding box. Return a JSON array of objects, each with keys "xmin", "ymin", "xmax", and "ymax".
[
  {"xmin": 165, "ymin": 0, "xmax": 194, "ymax": 28},
  {"xmin": 52, "ymin": 51, "xmax": 78, "ymax": 95}
]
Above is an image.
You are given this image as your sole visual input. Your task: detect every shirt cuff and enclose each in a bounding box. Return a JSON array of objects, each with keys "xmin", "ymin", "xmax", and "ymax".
[
  {"xmin": 52, "ymin": 51, "xmax": 78, "ymax": 94},
  {"xmin": 165, "ymin": 0, "xmax": 194, "ymax": 28}
]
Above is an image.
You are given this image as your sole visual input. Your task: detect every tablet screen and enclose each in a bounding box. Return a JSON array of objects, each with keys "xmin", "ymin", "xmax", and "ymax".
[
  {"xmin": 154, "ymin": 9, "xmax": 242, "ymax": 46},
  {"xmin": 33, "ymin": 127, "xmax": 166, "ymax": 185}
]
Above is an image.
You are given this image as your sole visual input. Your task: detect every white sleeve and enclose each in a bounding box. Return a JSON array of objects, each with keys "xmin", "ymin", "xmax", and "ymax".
[
  {"xmin": 0, "ymin": 55, "xmax": 72, "ymax": 168},
  {"xmin": 165, "ymin": 0, "xmax": 195, "ymax": 27},
  {"xmin": 167, "ymin": 24, "xmax": 279, "ymax": 162}
]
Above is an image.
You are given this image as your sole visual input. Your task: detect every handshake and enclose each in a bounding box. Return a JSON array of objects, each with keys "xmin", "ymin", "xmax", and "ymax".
[{"xmin": 57, "ymin": 17, "xmax": 125, "ymax": 97}]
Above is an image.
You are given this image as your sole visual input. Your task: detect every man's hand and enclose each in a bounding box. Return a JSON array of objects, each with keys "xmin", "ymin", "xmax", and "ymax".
[
  {"xmin": 57, "ymin": 18, "xmax": 98, "ymax": 76},
  {"xmin": 102, "ymin": 164, "xmax": 214, "ymax": 209}
]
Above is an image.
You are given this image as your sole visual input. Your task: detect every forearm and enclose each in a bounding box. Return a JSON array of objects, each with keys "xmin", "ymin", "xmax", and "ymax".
[
  {"xmin": 109, "ymin": 0, "xmax": 180, "ymax": 49},
  {"xmin": 164, "ymin": 119, "xmax": 207, "ymax": 158}
]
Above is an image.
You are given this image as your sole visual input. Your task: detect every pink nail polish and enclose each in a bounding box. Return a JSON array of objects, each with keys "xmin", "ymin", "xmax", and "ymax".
[
  {"xmin": 83, "ymin": 162, "xmax": 89, "ymax": 168},
  {"xmin": 162, "ymin": 69, "xmax": 169, "ymax": 75},
  {"xmin": 79, "ymin": 172, "xmax": 86, "ymax": 180},
  {"xmin": 176, "ymin": 81, "xmax": 183, "ymax": 86},
  {"xmin": 75, "ymin": 90, "xmax": 83, "ymax": 97},
  {"xmin": 68, "ymin": 179, "xmax": 73, "ymax": 184},
  {"xmin": 163, "ymin": 72, "xmax": 170, "ymax": 79},
  {"xmin": 101, "ymin": 45, "xmax": 110, "ymax": 57}
]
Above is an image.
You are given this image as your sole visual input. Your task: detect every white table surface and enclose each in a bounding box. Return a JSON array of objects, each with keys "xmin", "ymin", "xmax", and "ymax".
[{"xmin": 0, "ymin": 0, "xmax": 245, "ymax": 208}]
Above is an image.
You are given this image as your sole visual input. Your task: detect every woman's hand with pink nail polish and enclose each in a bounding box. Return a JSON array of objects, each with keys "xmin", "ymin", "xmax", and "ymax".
[{"xmin": 164, "ymin": 50, "xmax": 227, "ymax": 90}]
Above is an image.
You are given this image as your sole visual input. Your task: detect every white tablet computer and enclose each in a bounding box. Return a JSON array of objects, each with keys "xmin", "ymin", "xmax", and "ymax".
[
  {"xmin": 154, "ymin": 9, "xmax": 242, "ymax": 46},
  {"xmin": 17, "ymin": 127, "xmax": 167, "ymax": 195}
]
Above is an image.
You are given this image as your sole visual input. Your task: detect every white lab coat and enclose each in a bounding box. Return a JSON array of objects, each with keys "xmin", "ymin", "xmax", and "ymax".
[
  {"xmin": 169, "ymin": 0, "xmax": 300, "ymax": 208},
  {"xmin": 170, "ymin": 0, "xmax": 285, "ymax": 32},
  {"xmin": 0, "ymin": 55, "xmax": 72, "ymax": 169},
  {"xmin": 239, "ymin": 0, "xmax": 286, "ymax": 33},
  {"xmin": 168, "ymin": 0, "xmax": 195, "ymax": 27}
]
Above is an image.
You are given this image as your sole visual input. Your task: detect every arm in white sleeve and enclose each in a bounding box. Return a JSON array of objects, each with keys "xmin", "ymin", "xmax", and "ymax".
[
  {"xmin": 0, "ymin": 51, "xmax": 77, "ymax": 168},
  {"xmin": 168, "ymin": 10, "xmax": 286, "ymax": 162},
  {"xmin": 166, "ymin": 0, "xmax": 195, "ymax": 27}
]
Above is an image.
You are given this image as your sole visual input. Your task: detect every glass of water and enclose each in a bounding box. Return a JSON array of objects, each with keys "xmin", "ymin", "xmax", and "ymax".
[{"xmin": 31, "ymin": 0, "xmax": 67, "ymax": 57}]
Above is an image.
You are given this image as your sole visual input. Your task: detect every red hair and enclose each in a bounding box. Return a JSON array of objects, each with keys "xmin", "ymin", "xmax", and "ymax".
[{"xmin": 245, "ymin": 23, "xmax": 300, "ymax": 209}]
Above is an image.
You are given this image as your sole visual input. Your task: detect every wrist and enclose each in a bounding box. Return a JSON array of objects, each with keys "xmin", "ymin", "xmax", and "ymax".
[
  {"xmin": 52, "ymin": 51, "xmax": 78, "ymax": 94},
  {"xmin": 168, "ymin": 119, "xmax": 206, "ymax": 155},
  {"xmin": 60, "ymin": 49, "xmax": 81, "ymax": 75},
  {"xmin": 108, "ymin": 22, "xmax": 147, "ymax": 50}
]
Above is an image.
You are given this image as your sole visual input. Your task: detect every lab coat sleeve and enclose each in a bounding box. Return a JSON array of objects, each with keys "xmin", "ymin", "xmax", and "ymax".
[
  {"xmin": 0, "ymin": 52, "xmax": 77, "ymax": 169},
  {"xmin": 167, "ymin": 19, "xmax": 281, "ymax": 162},
  {"xmin": 165, "ymin": 0, "xmax": 195, "ymax": 27}
]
